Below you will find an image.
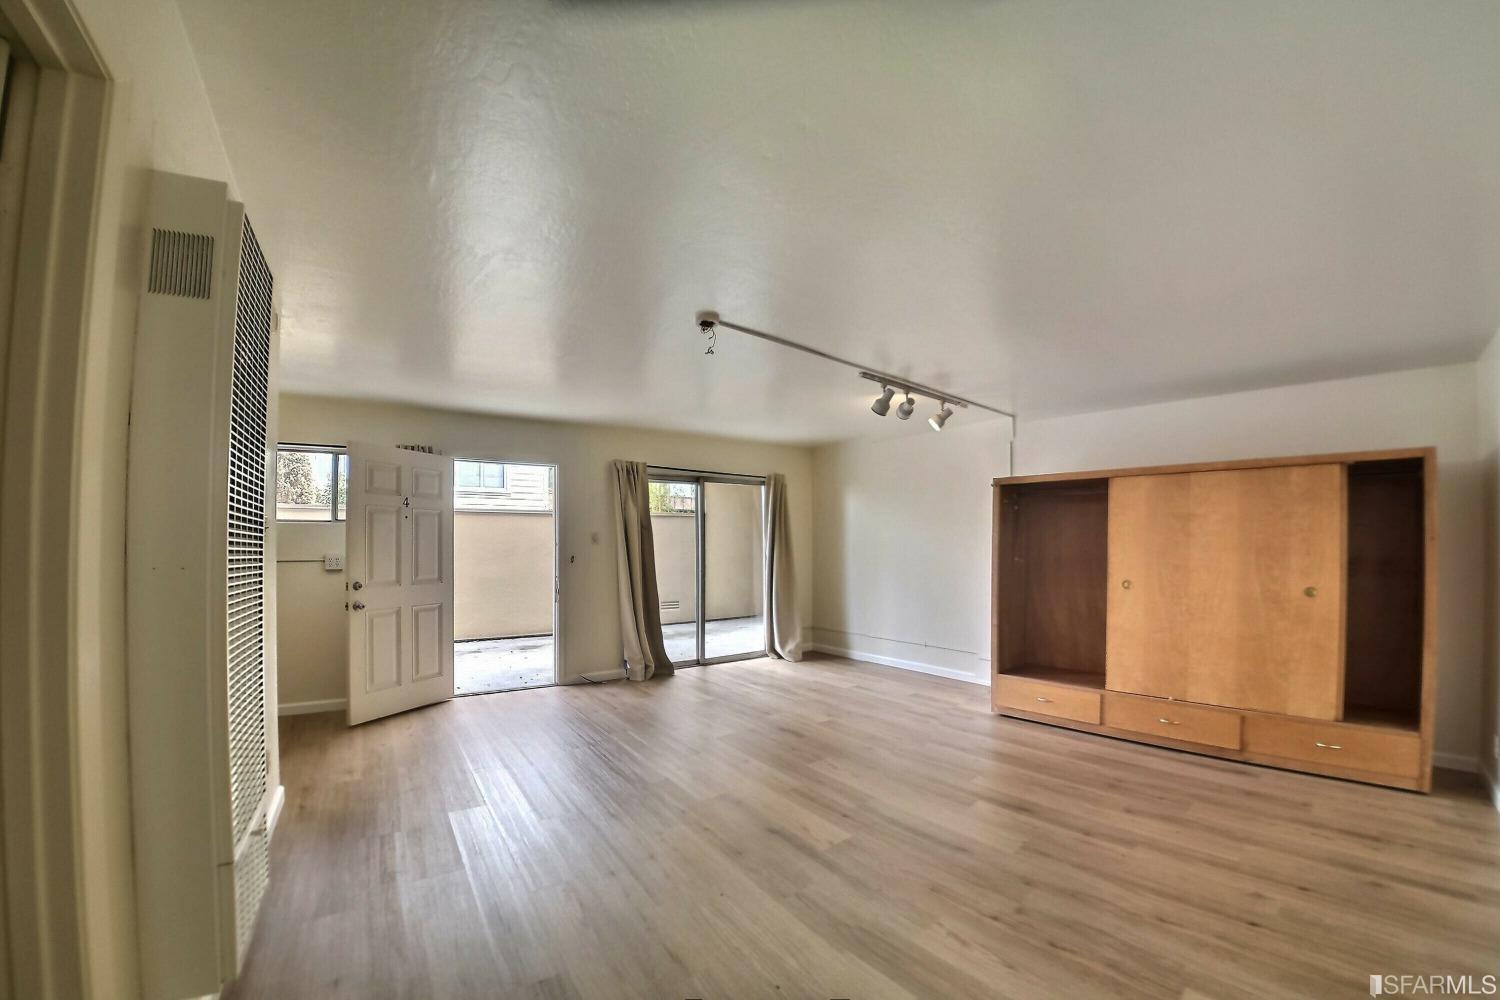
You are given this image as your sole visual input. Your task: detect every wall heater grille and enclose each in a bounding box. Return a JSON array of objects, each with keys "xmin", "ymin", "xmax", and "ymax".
[
  {"xmin": 226, "ymin": 217, "xmax": 272, "ymax": 847},
  {"xmin": 233, "ymin": 828, "xmax": 270, "ymax": 963}
]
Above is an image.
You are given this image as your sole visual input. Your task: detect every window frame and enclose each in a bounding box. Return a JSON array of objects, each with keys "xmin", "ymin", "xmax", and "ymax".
[{"xmin": 275, "ymin": 442, "xmax": 348, "ymax": 523}]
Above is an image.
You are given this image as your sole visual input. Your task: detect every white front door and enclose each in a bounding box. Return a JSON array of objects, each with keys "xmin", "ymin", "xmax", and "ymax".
[{"xmin": 346, "ymin": 443, "xmax": 454, "ymax": 725}]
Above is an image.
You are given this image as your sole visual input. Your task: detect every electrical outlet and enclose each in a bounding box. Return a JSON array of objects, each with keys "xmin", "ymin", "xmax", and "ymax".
[{"xmin": 323, "ymin": 553, "xmax": 344, "ymax": 571}]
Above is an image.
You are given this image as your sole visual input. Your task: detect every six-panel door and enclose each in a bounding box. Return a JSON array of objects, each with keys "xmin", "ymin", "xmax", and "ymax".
[
  {"xmin": 346, "ymin": 443, "xmax": 455, "ymax": 726},
  {"xmin": 1105, "ymin": 464, "xmax": 1347, "ymax": 719}
]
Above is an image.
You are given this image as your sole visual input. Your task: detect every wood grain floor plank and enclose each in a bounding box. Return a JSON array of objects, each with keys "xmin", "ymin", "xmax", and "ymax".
[{"xmin": 227, "ymin": 654, "xmax": 1500, "ymax": 1000}]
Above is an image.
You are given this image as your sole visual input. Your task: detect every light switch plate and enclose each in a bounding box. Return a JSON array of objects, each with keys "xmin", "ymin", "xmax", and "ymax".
[{"xmin": 323, "ymin": 553, "xmax": 344, "ymax": 571}]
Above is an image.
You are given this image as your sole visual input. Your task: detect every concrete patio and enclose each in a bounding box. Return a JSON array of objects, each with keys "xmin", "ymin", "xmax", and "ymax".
[{"xmin": 454, "ymin": 616, "xmax": 767, "ymax": 695}]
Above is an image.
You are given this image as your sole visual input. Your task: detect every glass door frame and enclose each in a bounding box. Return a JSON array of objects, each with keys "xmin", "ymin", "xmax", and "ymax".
[{"xmin": 647, "ymin": 467, "xmax": 768, "ymax": 666}]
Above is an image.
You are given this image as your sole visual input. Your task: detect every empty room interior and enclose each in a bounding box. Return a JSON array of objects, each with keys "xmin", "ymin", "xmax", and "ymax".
[{"xmin": 4, "ymin": 1, "xmax": 1500, "ymax": 998}]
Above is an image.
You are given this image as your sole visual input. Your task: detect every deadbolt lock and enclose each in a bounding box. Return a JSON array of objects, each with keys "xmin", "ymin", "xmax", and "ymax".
[{"xmin": 352, "ymin": 581, "xmax": 363, "ymax": 590}]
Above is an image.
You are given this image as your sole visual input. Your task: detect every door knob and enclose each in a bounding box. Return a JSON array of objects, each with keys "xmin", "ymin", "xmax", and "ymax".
[{"xmin": 352, "ymin": 601, "xmax": 366, "ymax": 611}]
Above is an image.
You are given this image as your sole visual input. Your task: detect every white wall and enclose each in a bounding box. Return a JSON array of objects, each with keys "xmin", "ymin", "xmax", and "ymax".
[
  {"xmin": 813, "ymin": 363, "xmax": 1489, "ymax": 770},
  {"xmin": 51, "ymin": 1, "xmax": 244, "ymax": 995},
  {"xmin": 1473, "ymin": 336, "xmax": 1500, "ymax": 804},
  {"xmin": 276, "ymin": 393, "xmax": 814, "ymax": 708},
  {"xmin": 810, "ymin": 417, "xmax": 1012, "ymax": 683}
]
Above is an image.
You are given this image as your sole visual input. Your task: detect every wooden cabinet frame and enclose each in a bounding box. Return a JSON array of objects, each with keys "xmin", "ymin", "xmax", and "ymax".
[{"xmin": 991, "ymin": 447, "xmax": 1437, "ymax": 792}]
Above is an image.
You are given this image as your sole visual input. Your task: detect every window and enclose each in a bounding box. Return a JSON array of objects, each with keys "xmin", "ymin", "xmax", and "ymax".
[
  {"xmin": 454, "ymin": 460, "xmax": 552, "ymax": 512},
  {"xmin": 648, "ymin": 480, "xmax": 697, "ymax": 514},
  {"xmin": 276, "ymin": 445, "xmax": 348, "ymax": 521},
  {"xmin": 455, "ymin": 460, "xmax": 506, "ymax": 491}
]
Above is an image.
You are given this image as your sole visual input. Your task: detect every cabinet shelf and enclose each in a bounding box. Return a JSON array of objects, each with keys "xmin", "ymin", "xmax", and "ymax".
[{"xmin": 1002, "ymin": 665, "xmax": 1105, "ymax": 690}]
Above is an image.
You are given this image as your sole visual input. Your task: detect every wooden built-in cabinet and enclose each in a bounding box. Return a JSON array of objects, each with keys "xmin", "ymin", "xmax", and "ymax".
[{"xmin": 991, "ymin": 448, "xmax": 1436, "ymax": 791}]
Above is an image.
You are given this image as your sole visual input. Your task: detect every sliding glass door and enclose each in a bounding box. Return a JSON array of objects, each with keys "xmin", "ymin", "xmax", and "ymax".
[
  {"xmin": 702, "ymin": 481, "xmax": 766, "ymax": 660},
  {"xmin": 649, "ymin": 471, "xmax": 767, "ymax": 666},
  {"xmin": 650, "ymin": 477, "xmax": 701, "ymax": 664}
]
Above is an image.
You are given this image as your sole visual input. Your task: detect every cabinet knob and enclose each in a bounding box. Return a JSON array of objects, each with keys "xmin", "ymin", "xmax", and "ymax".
[
  {"xmin": 1121, "ymin": 579, "xmax": 1132, "ymax": 590},
  {"xmin": 1304, "ymin": 586, "xmax": 1318, "ymax": 598}
]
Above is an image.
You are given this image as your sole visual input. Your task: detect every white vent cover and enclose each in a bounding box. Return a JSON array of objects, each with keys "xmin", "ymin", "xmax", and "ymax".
[
  {"xmin": 148, "ymin": 228, "xmax": 215, "ymax": 299},
  {"xmin": 127, "ymin": 172, "xmax": 278, "ymax": 1000},
  {"xmin": 227, "ymin": 217, "xmax": 271, "ymax": 848},
  {"xmin": 233, "ymin": 828, "xmax": 270, "ymax": 963}
]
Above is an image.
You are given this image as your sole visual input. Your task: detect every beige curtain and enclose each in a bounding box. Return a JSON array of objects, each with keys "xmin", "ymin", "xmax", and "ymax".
[
  {"xmin": 611, "ymin": 460, "xmax": 673, "ymax": 680},
  {"xmin": 763, "ymin": 473, "xmax": 803, "ymax": 660}
]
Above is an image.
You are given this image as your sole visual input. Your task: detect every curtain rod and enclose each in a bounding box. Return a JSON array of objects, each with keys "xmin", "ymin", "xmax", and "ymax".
[
  {"xmin": 647, "ymin": 464, "xmax": 768, "ymax": 482},
  {"xmin": 697, "ymin": 312, "xmax": 1017, "ymax": 421}
]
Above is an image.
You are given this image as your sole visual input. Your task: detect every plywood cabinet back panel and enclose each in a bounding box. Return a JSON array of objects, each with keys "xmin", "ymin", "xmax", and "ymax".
[
  {"xmin": 1017, "ymin": 487, "xmax": 1107, "ymax": 673},
  {"xmin": 1344, "ymin": 460, "xmax": 1424, "ymax": 723}
]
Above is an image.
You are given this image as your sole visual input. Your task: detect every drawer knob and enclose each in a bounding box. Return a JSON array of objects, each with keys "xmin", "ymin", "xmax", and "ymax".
[
  {"xmin": 1304, "ymin": 586, "xmax": 1318, "ymax": 598},
  {"xmin": 1314, "ymin": 741, "xmax": 1343, "ymax": 750},
  {"xmin": 1035, "ymin": 696, "xmax": 1052, "ymax": 704},
  {"xmin": 1157, "ymin": 717, "xmax": 1179, "ymax": 725},
  {"xmin": 1121, "ymin": 579, "xmax": 1133, "ymax": 590}
]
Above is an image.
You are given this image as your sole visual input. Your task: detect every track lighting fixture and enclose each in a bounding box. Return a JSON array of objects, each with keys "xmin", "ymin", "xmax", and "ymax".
[{"xmin": 691, "ymin": 313, "xmax": 1016, "ymax": 439}]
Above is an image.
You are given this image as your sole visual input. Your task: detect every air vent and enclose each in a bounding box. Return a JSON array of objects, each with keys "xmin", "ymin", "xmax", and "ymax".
[
  {"xmin": 226, "ymin": 216, "xmax": 271, "ymax": 848},
  {"xmin": 148, "ymin": 228, "xmax": 215, "ymax": 299},
  {"xmin": 233, "ymin": 827, "xmax": 269, "ymax": 963},
  {"xmin": 660, "ymin": 599, "xmax": 681, "ymax": 612}
]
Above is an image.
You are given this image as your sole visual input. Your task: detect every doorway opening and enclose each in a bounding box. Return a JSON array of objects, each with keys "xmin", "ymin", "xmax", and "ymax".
[
  {"xmin": 452, "ymin": 460, "xmax": 559, "ymax": 694},
  {"xmin": 648, "ymin": 470, "xmax": 767, "ymax": 666}
]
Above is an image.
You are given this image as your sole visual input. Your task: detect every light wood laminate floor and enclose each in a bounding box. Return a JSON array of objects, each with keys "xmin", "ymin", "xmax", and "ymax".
[{"xmin": 229, "ymin": 655, "xmax": 1500, "ymax": 1000}]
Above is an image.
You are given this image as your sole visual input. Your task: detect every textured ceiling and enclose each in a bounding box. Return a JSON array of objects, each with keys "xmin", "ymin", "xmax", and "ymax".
[{"xmin": 175, "ymin": 0, "xmax": 1500, "ymax": 443}]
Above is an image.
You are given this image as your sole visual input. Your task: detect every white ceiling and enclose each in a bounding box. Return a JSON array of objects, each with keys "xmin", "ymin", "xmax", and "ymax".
[{"xmin": 175, "ymin": 0, "xmax": 1500, "ymax": 444}]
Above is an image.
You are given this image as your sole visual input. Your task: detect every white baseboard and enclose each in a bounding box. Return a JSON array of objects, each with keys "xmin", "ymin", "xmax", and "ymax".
[
  {"xmin": 265, "ymin": 784, "xmax": 285, "ymax": 835},
  {"xmin": 808, "ymin": 642, "xmax": 987, "ymax": 686},
  {"xmin": 1433, "ymin": 751, "xmax": 1481, "ymax": 774},
  {"xmin": 1482, "ymin": 762, "xmax": 1500, "ymax": 813},
  {"xmin": 278, "ymin": 697, "xmax": 346, "ymax": 716}
]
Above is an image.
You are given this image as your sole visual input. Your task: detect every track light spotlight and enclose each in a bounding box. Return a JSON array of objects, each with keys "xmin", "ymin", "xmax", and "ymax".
[
  {"xmin": 871, "ymin": 385, "xmax": 895, "ymax": 416},
  {"xmin": 929, "ymin": 402, "xmax": 953, "ymax": 431},
  {"xmin": 896, "ymin": 394, "xmax": 916, "ymax": 420}
]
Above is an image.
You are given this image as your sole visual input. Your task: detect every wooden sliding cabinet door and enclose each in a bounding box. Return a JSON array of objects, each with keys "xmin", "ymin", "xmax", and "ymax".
[
  {"xmin": 1107, "ymin": 464, "xmax": 1347, "ymax": 719},
  {"xmin": 1105, "ymin": 473, "xmax": 1193, "ymax": 700}
]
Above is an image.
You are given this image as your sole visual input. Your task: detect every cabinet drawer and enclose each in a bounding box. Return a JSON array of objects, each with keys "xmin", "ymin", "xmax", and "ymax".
[
  {"xmin": 1243, "ymin": 715, "xmax": 1422, "ymax": 779},
  {"xmin": 1104, "ymin": 692, "xmax": 1242, "ymax": 749},
  {"xmin": 996, "ymin": 676, "xmax": 1101, "ymax": 724}
]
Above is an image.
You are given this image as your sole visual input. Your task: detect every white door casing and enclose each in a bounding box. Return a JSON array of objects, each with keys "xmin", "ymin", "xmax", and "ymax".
[{"xmin": 346, "ymin": 443, "xmax": 454, "ymax": 725}]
